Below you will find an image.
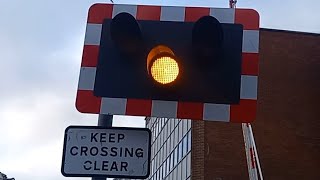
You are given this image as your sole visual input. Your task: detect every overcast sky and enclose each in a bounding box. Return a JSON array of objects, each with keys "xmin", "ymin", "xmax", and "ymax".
[{"xmin": 0, "ymin": 0, "xmax": 319, "ymax": 179}]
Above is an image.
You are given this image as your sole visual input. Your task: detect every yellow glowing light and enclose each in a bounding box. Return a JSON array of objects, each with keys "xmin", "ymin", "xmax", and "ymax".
[{"xmin": 150, "ymin": 56, "xmax": 179, "ymax": 84}]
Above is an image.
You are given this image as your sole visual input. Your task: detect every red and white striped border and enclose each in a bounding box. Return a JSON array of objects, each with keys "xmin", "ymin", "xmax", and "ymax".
[
  {"xmin": 242, "ymin": 123, "xmax": 258, "ymax": 179},
  {"xmin": 76, "ymin": 4, "xmax": 260, "ymax": 123}
]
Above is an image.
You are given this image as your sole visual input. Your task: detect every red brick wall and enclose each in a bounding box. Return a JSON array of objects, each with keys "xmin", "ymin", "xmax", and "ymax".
[
  {"xmin": 253, "ymin": 29, "xmax": 320, "ymax": 179},
  {"xmin": 204, "ymin": 122, "xmax": 248, "ymax": 180},
  {"xmin": 192, "ymin": 121, "xmax": 205, "ymax": 180},
  {"xmin": 199, "ymin": 29, "xmax": 320, "ymax": 179}
]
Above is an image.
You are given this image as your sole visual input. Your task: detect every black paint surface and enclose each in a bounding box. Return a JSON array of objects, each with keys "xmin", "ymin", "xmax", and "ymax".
[{"xmin": 94, "ymin": 18, "xmax": 243, "ymax": 104}]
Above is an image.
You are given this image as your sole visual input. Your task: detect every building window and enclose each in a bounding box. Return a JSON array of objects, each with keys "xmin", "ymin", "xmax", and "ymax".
[
  {"xmin": 155, "ymin": 121, "xmax": 158, "ymax": 138},
  {"xmin": 186, "ymin": 153, "xmax": 191, "ymax": 178},
  {"xmin": 152, "ymin": 159, "xmax": 155, "ymax": 174},
  {"xmin": 163, "ymin": 141, "xmax": 167, "ymax": 159},
  {"xmin": 174, "ymin": 167, "xmax": 178, "ymax": 180},
  {"xmin": 179, "ymin": 121, "xmax": 183, "ymax": 140},
  {"xmin": 170, "ymin": 152, "xmax": 174, "ymax": 171},
  {"xmin": 174, "ymin": 147, "xmax": 178, "ymax": 166},
  {"xmin": 159, "ymin": 131, "xmax": 162, "ymax": 149},
  {"xmin": 162, "ymin": 127, "xmax": 165, "ymax": 146},
  {"xmin": 166, "ymin": 157, "xmax": 170, "ymax": 176},
  {"xmin": 178, "ymin": 163, "xmax": 182, "ymax": 180},
  {"xmin": 167, "ymin": 136, "xmax": 171, "ymax": 154},
  {"xmin": 187, "ymin": 130, "xmax": 191, "ymax": 152},
  {"xmin": 183, "ymin": 120, "xmax": 188, "ymax": 137},
  {"xmin": 181, "ymin": 157, "xmax": 187, "ymax": 179},
  {"xmin": 147, "ymin": 117, "xmax": 191, "ymax": 180},
  {"xmin": 178, "ymin": 141, "xmax": 183, "ymax": 162},
  {"xmin": 174, "ymin": 128, "xmax": 178, "ymax": 146},
  {"xmin": 187, "ymin": 119, "xmax": 191, "ymax": 130},
  {"xmin": 174, "ymin": 118, "xmax": 178, "ymax": 127},
  {"xmin": 164, "ymin": 124, "xmax": 168, "ymax": 140},
  {"xmin": 171, "ymin": 119, "xmax": 175, "ymax": 132},
  {"xmin": 160, "ymin": 165, "xmax": 163, "ymax": 180},
  {"xmin": 162, "ymin": 146, "xmax": 165, "ymax": 162},
  {"xmin": 183, "ymin": 134, "xmax": 188, "ymax": 156},
  {"xmin": 164, "ymin": 158, "xmax": 167, "ymax": 177},
  {"xmin": 171, "ymin": 132, "xmax": 175, "ymax": 153},
  {"xmin": 158, "ymin": 152, "xmax": 161, "ymax": 169}
]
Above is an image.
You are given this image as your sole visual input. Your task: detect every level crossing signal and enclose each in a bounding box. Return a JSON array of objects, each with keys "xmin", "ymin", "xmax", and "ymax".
[{"xmin": 76, "ymin": 4, "xmax": 260, "ymax": 123}]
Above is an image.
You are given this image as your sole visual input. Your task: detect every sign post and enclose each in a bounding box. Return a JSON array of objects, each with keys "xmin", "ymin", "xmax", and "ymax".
[
  {"xmin": 92, "ymin": 114, "xmax": 113, "ymax": 180},
  {"xmin": 61, "ymin": 126, "xmax": 151, "ymax": 179}
]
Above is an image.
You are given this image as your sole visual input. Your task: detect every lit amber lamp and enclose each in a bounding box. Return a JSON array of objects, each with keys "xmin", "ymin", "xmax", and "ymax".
[{"xmin": 147, "ymin": 45, "xmax": 179, "ymax": 85}]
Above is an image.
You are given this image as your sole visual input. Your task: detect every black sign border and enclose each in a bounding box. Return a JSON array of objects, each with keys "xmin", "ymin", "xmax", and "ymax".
[{"xmin": 61, "ymin": 125, "xmax": 152, "ymax": 179}]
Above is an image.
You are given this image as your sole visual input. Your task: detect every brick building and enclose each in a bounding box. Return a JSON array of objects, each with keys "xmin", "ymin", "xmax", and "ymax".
[
  {"xmin": 145, "ymin": 28, "xmax": 320, "ymax": 180},
  {"xmin": 146, "ymin": 118, "xmax": 192, "ymax": 180}
]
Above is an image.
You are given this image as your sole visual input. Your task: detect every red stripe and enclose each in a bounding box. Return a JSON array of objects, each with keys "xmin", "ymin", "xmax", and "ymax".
[
  {"xmin": 185, "ymin": 7, "xmax": 210, "ymax": 22},
  {"xmin": 249, "ymin": 147, "xmax": 256, "ymax": 169},
  {"xmin": 137, "ymin": 5, "xmax": 161, "ymax": 20},
  {"xmin": 126, "ymin": 99, "xmax": 152, "ymax": 116},
  {"xmin": 230, "ymin": 99, "xmax": 257, "ymax": 123},
  {"xmin": 242, "ymin": 53, "xmax": 259, "ymax": 75},
  {"xmin": 88, "ymin": 4, "xmax": 113, "ymax": 24},
  {"xmin": 76, "ymin": 90, "xmax": 101, "ymax": 114},
  {"xmin": 177, "ymin": 102, "xmax": 203, "ymax": 120},
  {"xmin": 235, "ymin": 9, "xmax": 259, "ymax": 30},
  {"xmin": 81, "ymin": 45, "xmax": 99, "ymax": 67}
]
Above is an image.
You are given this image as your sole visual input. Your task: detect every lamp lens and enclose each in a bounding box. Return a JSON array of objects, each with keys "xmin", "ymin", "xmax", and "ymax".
[{"xmin": 150, "ymin": 56, "xmax": 179, "ymax": 84}]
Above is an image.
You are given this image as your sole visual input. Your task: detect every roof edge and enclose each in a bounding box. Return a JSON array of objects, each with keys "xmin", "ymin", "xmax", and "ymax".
[{"xmin": 260, "ymin": 28, "xmax": 320, "ymax": 36}]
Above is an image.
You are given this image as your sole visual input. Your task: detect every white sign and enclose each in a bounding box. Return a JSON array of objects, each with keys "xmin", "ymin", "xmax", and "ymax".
[{"xmin": 61, "ymin": 126, "xmax": 151, "ymax": 178}]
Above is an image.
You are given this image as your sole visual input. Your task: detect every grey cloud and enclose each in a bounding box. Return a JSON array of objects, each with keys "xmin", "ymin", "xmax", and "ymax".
[
  {"xmin": 238, "ymin": 0, "xmax": 320, "ymax": 33},
  {"xmin": 0, "ymin": 1, "xmax": 88, "ymax": 102}
]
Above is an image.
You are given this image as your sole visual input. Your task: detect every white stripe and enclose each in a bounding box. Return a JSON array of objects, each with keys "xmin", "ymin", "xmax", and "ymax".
[
  {"xmin": 160, "ymin": 6, "xmax": 185, "ymax": 21},
  {"xmin": 210, "ymin": 8, "xmax": 235, "ymax": 23},
  {"xmin": 84, "ymin": 24, "xmax": 102, "ymax": 46},
  {"xmin": 243, "ymin": 30, "xmax": 259, "ymax": 53},
  {"xmin": 112, "ymin": 4, "xmax": 137, "ymax": 18},
  {"xmin": 242, "ymin": 123, "xmax": 252, "ymax": 178},
  {"xmin": 78, "ymin": 67, "xmax": 96, "ymax": 90},
  {"xmin": 203, "ymin": 103, "xmax": 230, "ymax": 122},
  {"xmin": 100, "ymin": 97, "xmax": 127, "ymax": 115},
  {"xmin": 151, "ymin": 100, "xmax": 177, "ymax": 118},
  {"xmin": 240, "ymin": 75, "xmax": 258, "ymax": 100}
]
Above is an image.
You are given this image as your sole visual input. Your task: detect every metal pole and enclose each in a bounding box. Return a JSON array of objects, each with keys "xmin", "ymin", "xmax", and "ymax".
[
  {"xmin": 92, "ymin": 114, "xmax": 113, "ymax": 180},
  {"xmin": 248, "ymin": 124, "xmax": 264, "ymax": 180},
  {"xmin": 98, "ymin": 114, "xmax": 113, "ymax": 127}
]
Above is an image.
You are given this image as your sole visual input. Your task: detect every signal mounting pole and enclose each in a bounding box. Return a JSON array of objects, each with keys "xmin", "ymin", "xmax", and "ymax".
[
  {"xmin": 92, "ymin": 114, "xmax": 113, "ymax": 180},
  {"xmin": 229, "ymin": 0, "xmax": 237, "ymax": 8}
]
